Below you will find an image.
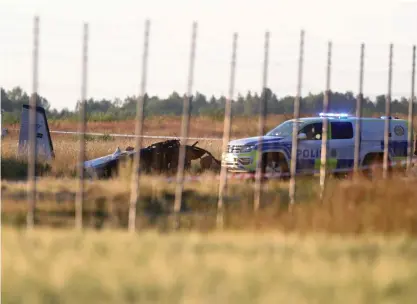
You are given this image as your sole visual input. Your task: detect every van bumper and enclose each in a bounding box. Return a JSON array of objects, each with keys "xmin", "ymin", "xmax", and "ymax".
[{"xmin": 221, "ymin": 152, "xmax": 256, "ymax": 173}]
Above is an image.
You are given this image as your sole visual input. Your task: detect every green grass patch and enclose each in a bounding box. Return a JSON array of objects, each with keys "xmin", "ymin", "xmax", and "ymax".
[{"xmin": 1, "ymin": 157, "xmax": 51, "ymax": 180}]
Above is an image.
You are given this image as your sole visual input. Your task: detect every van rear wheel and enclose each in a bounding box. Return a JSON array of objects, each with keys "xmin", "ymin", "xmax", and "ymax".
[{"xmin": 363, "ymin": 154, "xmax": 385, "ymax": 179}]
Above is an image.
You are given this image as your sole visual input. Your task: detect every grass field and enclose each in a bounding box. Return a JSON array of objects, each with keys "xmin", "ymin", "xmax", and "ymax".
[
  {"xmin": 2, "ymin": 166, "xmax": 417, "ymax": 234},
  {"xmin": 3, "ymin": 115, "xmax": 272, "ymax": 178},
  {"xmin": 2, "ymin": 115, "xmax": 417, "ymax": 303},
  {"xmin": 2, "ymin": 114, "xmax": 291, "ymax": 174},
  {"xmin": 2, "ymin": 114, "xmax": 417, "ymax": 233},
  {"xmin": 4, "ymin": 113, "xmax": 415, "ymax": 139},
  {"xmin": 2, "ymin": 116, "xmax": 291, "ymax": 179},
  {"xmin": 3, "ymin": 113, "xmax": 416, "ymax": 178},
  {"xmin": 3, "ymin": 228, "xmax": 417, "ymax": 304},
  {"xmin": 9, "ymin": 113, "xmax": 415, "ymax": 136},
  {"xmin": 1, "ymin": 131, "xmax": 221, "ymax": 179},
  {"xmin": 4, "ymin": 114, "xmax": 292, "ymax": 139}
]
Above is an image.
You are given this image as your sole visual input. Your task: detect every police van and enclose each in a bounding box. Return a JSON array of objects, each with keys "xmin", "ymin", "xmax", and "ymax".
[{"xmin": 221, "ymin": 113, "xmax": 417, "ymax": 177}]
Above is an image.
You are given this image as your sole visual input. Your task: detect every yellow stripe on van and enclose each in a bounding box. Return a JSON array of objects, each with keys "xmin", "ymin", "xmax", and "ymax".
[{"xmin": 314, "ymin": 158, "xmax": 337, "ymax": 170}]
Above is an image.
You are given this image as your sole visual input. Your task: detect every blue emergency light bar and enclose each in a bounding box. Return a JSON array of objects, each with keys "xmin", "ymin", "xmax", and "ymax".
[
  {"xmin": 380, "ymin": 116, "xmax": 399, "ymax": 119},
  {"xmin": 319, "ymin": 112, "xmax": 350, "ymax": 118}
]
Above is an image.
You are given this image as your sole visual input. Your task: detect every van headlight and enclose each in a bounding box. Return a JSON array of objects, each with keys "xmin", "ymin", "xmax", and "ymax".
[{"xmin": 241, "ymin": 145, "xmax": 256, "ymax": 152}]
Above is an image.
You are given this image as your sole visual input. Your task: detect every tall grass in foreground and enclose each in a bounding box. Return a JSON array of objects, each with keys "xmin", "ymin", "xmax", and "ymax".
[
  {"xmin": 2, "ymin": 172, "xmax": 417, "ymax": 235},
  {"xmin": 2, "ymin": 228, "xmax": 417, "ymax": 304}
]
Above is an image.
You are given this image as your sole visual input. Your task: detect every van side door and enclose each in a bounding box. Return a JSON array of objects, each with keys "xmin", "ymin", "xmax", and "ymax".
[
  {"xmin": 328, "ymin": 121, "xmax": 355, "ymax": 172},
  {"xmin": 296, "ymin": 121, "xmax": 323, "ymax": 172}
]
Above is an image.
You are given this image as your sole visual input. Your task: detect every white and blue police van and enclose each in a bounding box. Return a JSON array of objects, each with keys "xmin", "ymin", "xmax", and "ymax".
[{"xmin": 221, "ymin": 112, "xmax": 417, "ymax": 177}]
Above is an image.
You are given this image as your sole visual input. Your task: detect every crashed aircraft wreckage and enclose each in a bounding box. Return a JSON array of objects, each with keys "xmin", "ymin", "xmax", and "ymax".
[
  {"xmin": 17, "ymin": 104, "xmax": 221, "ymax": 179},
  {"xmin": 84, "ymin": 139, "xmax": 221, "ymax": 179}
]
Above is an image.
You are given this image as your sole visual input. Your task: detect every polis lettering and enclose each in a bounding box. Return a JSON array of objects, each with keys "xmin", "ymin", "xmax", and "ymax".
[{"xmin": 296, "ymin": 149, "xmax": 321, "ymax": 159}]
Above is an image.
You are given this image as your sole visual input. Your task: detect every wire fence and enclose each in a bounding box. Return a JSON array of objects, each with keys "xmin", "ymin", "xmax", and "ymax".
[{"xmin": 15, "ymin": 16, "xmax": 417, "ymax": 230}]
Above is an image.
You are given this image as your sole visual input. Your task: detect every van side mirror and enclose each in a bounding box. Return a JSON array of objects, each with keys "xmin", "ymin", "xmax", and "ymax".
[{"xmin": 298, "ymin": 133, "xmax": 307, "ymax": 140}]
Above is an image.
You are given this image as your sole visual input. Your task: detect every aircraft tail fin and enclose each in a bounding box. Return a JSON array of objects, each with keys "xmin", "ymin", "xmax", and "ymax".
[{"xmin": 18, "ymin": 104, "xmax": 55, "ymax": 160}]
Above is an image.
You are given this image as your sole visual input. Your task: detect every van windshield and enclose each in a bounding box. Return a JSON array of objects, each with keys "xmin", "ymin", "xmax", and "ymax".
[{"xmin": 265, "ymin": 121, "xmax": 304, "ymax": 137}]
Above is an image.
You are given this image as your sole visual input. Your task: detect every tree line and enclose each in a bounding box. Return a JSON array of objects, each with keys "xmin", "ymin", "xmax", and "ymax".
[{"xmin": 1, "ymin": 86, "xmax": 415, "ymax": 123}]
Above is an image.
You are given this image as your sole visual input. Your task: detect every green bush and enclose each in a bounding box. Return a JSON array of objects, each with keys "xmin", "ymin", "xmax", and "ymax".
[
  {"xmin": 1, "ymin": 157, "xmax": 51, "ymax": 180},
  {"xmin": 1, "ymin": 112, "xmax": 20, "ymax": 124}
]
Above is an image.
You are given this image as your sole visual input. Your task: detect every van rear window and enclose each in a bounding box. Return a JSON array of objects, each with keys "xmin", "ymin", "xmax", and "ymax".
[{"xmin": 331, "ymin": 121, "xmax": 353, "ymax": 139}]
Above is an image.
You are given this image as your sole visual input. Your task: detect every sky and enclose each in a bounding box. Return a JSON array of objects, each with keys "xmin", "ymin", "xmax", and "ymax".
[{"xmin": 1, "ymin": 0, "xmax": 416, "ymax": 111}]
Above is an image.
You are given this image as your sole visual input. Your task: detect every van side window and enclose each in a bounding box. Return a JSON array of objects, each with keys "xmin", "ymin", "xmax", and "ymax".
[
  {"xmin": 299, "ymin": 122, "xmax": 323, "ymax": 140},
  {"xmin": 331, "ymin": 121, "xmax": 353, "ymax": 139}
]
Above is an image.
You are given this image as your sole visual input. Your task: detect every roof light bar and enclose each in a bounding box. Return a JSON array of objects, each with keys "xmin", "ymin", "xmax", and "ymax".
[
  {"xmin": 319, "ymin": 112, "xmax": 350, "ymax": 118},
  {"xmin": 380, "ymin": 116, "xmax": 399, "ymax": 119}
]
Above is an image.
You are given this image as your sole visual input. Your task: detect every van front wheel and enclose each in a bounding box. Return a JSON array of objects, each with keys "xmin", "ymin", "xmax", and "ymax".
[{"xmin": 261, "ymin": 153, "xmax": 289, "ymax": 180}]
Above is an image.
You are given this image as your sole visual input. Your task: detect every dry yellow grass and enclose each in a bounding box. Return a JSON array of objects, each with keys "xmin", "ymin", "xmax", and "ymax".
[
  {"xmin": 1, "ymin": 115, "xmax": 290, "ymax": 178},
  {"xmin": 2, "ymin": 227, "xmax": 417, "ymax": 304},
  {"xmin": 4, "ymin": 114, "xmax": 290, "ymax": 139},
  {"xmin": 2, "ymin": 115, "xmax": 417, "ymax": 235},
  {"xmin": 3, "ymin": 116, "xmax": 417, "ymax": 303},
  {"xmin": 2, "ymin": 169, "xmax": 417, "ymax": 235},
  {"xmin": 4, "ymin": 113, "xmax": 415, "ymax": 139},
  {"xmin": 2, "ymin": 113, "xmax": 416, "ymax": 178},
  {"xmin": 1, "ymin": 129, "xmax": 223, "ymax": 178}
]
